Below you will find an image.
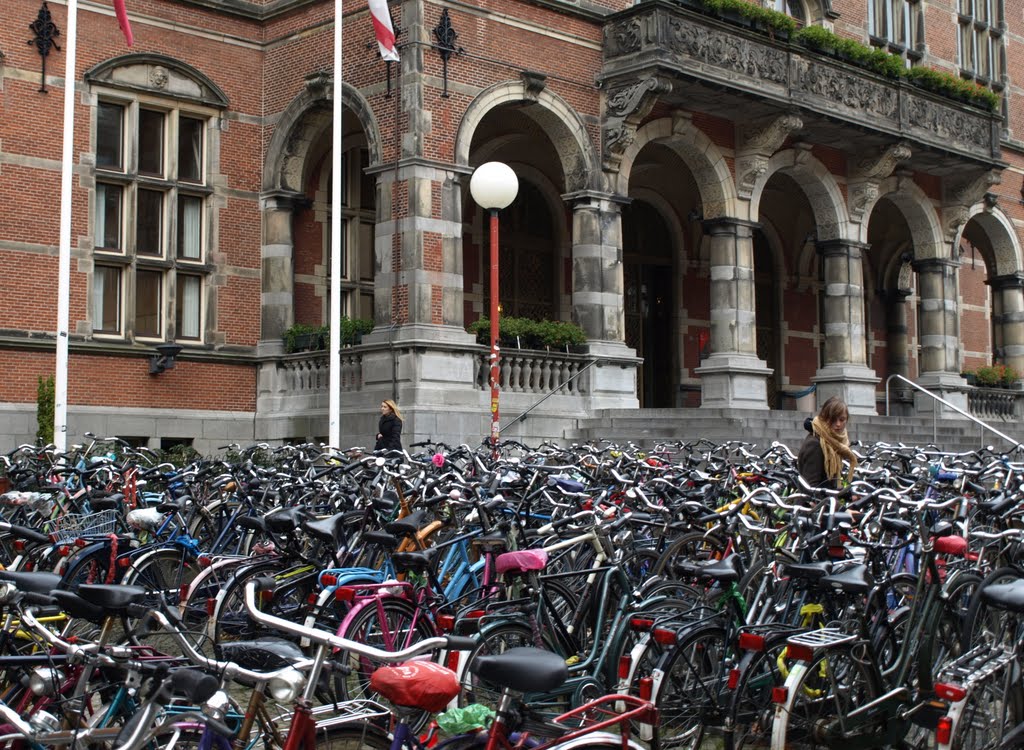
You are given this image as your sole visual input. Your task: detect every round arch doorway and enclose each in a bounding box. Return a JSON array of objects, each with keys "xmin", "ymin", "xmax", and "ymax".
[{"xmin": 622, "ymin": 200, "xmax": 675, "ymax": 408}]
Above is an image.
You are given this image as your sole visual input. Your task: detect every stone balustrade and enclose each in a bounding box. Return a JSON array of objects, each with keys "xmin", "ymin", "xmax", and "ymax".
[
  {"xmin": 476, "ymin": 349, "xmax": 592, "ymax": 395},
  {"xmin": 967, "ymin": 386, "xmax": 1023, "ymax": 421}
]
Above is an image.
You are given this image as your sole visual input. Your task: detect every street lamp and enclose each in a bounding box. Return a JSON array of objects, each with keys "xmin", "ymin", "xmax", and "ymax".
[{"xmin": 470, "ymin": 161, "xmax": 519, "ymax": 449}]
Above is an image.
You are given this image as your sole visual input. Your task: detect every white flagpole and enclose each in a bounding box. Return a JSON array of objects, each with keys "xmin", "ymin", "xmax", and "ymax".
[
  {"xmin": 54, "ymin": 0, "xmax": 79, "ymax": 453},
  {"xmin": 328, "ymin": 0, "xmax": 343, "ymax": 450}
]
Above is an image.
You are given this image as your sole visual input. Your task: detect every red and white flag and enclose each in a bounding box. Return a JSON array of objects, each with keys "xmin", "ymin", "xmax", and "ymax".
[
  {"xmin": 368, "ymin": 0, "xmax": 399, "ymax": 62},
  {"xmin": 113, "ymin": 0, "xmax": 134, "ymax": 46}
]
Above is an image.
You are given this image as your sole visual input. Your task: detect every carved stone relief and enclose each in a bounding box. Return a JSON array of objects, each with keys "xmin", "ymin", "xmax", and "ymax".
[
  {"xmin": 941, "ymin": 169, "xmax": 1001, "ymax": 239},
  {"xmin": 735, "ymin": 114, "xmax": 802, "ymax": 198},
  {"xmin": 603, "ymin": 76, "xmax": 671, "ymax": 172},
  {"xmin": 847, "ymin": 142, "xmax": 911, "ymax": 223},
  {"xmin": 791, "ymin": 59, "xmax": 899, "ymax": 119},
  {"xmin": 906, "ymin": 96, "xmax": 990, "ymax": 150},
  {"xmin": 666, "ymin": 19, "xmax": 788, "ymax": 85}
]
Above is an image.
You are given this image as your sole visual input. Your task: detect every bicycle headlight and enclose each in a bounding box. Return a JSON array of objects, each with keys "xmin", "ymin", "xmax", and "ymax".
[
  {"xmin": 29, "ymin": 667, "xmax": 65, "ymax": 696},
  {"xmin": 267, "ymin": 668, "xmax": 306, "ymax": 703},
  {"xmin": 203, "ymin": 689, "xmax": 231, "ymax": 722}
]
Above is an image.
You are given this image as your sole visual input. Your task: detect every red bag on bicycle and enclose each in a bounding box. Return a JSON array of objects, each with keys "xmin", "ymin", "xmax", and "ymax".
[{"xmin": 370, "ymin": 660, "xmax": 460, "ymax": 712}]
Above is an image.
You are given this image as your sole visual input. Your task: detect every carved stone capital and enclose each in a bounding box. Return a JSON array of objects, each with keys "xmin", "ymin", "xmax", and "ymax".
[
  {"xmin": 735, "ymin": 155, "xmax": 769, "ymax": 199},
  {"xmin": 851, "ymin": 142, "xmax": 912, "ymax": 181},
  {"xmin": 737, "ymin": 114, "xmax": 803, "ymax": 155},
  {"xmin": 847, "ymin": 181, "xmax": 880, "ymax": 224},
  {"xmin": 521, "ymin": 70, "xmax": 547, "ymax": 101},
  {"xmin": 602, "ymin": 76, "xmax": 671, "ymax": 172},
  {"xmin": 942, "ymin": 169, "xmax": 1001, "ymax": 237}
]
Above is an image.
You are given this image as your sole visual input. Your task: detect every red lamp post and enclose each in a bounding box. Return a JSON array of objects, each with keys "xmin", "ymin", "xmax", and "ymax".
[{"xmin": 469, "ymin": 162, "xmax": 519, "ymax": 450}]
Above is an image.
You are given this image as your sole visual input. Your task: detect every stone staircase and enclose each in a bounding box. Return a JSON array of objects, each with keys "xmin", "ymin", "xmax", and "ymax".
[{"xmin": 564, "ymin": 408, "xmax": 1024, "ymax": 454}]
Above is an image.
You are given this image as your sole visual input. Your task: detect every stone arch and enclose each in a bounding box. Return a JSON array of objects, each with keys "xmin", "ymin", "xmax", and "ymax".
[
  {"xmin": 751, "ymin": 148, "xmax": 848, "ymax": 242},
  {"xmin": 870, "ymin": 176, "xmax": 946, "ymax": 261},
  {"xmin": 84, "ymin": 53, "xmax": 229, "ymax": 108},
  {"xmin": 455, "ymin": 81, "xmax": 597, "ymax": 193},
  {"xmin": 614, "ymin": 115, "xmax": 736, "ymax": 220},
  {"xmin": 960, "ymin": 205, "xmax": 1022, "ymax": 278},
  {"xmin": 262, "ymin": 78, "xmax": 382, "ymax": 194}
]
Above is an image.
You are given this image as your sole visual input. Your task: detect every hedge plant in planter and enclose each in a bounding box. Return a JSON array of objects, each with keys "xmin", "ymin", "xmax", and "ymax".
[
  {"xmin": 467, "ymin": 317, "xmax": 587, "ymax": 351},
  {"xmin": 282, "ymin": 318, "xmax": 374, "ymax": 353}
]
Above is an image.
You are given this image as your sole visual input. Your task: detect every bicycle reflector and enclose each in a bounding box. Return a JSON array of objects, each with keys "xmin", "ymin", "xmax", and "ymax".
[
  {"xmin": 436, "ymin": 614, "xmax": 456, "ymax": 632},
  {"xmin": 738, "ymin": 632, "xmax": 765, "ymax": 652},
  {"xmin": 320, "ymin": 573, "xmax": 338, "ymax": 586},
  {"xmin": 638, "ymin": 676, "xmax": 653, "ymax": 701},
  {"xmin": 786, "ymin": 643, "xmax": 814, "ymax": 662},
  {"xmin": 618, "ymin": 655, "xmax": 631, "ymax": 680},
  {"xmin": 652, "ymin": 628, "xmax": 677, "ymax": 645},
  {"xmin": 934, "ymin": 683, "xmax": 967, "ymax": 702},
  {"xmin": 197, "ymin": 554, "xmax": 213, "ymax": 568},
  {"xmin": 771, "ymin": 686, "xmax": 788, "ymax": 704},
  {"xmin": 629, "ymin": 617, "xmax": 654, "ymax": 631},
  {"xmin": 179, "ymin": 584, "xmax": 189, "ymax": 601},
  {"xmin": 936, "ymin": 716, "xmax": 953, "ymax": 745},
  {"xmin": 728, "ymin": 667, "xmax": 741, "ymax": 690},
  {"xmin": 335, "ymin": 587, "xmax": 357, "ymax": 602}
]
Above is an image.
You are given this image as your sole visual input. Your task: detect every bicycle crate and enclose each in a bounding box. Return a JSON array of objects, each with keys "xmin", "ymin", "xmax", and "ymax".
[{"xmin": 47, "ymin": 508, "xmax": 121, "ymax": 542}]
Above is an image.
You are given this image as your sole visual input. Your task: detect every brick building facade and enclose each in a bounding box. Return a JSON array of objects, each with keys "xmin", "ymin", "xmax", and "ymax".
[{"xmin": 0, "ymin": 0, "xmax": 1019, "ymax": 451}]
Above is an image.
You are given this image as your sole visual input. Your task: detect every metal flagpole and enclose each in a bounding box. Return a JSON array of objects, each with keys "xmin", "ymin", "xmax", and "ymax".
[
  {"xmin": 328, "ymin": 0, "xmax": 343, "ymax": 450},
  {"xmin": 54, "ymin": 0, "xmax": 79, "ymax": 453}
]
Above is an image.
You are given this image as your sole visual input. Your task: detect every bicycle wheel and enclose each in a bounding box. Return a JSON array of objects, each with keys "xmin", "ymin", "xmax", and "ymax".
[
  {"xmin": 120, "ymin": 546, "xmax": 202, "ymax": 653},
  {"xmin": 653, "ymin": 624, "xmax": 729, "ymax": 750},
  {"xmin": 459, "ymin": 622, "xmax": 548, "ymax": 711},
  {"xmin": 725, "ymin": 638, "xmax": 789, "ymax": 750},
  {"xmin": 962, "ymin": 567, "xmax": 1024, "ymax": 649},
  {"xmin": 651, "ymin": 532, "xmax": 728, "ymax": 578},
  {"xmin": 312, "ymin": 723, "xmax": 392, "ymax": 750},
  {"xmin": 945, "ymin": 668, "xmax": 1024, "ymax": 750},
  {"xmin": 770, "ymin": 645, "xmax": 880, "ymax": 750},
  {"xmin": 338, "ymin": 596, "xmax": 438, "ymax": 706}
]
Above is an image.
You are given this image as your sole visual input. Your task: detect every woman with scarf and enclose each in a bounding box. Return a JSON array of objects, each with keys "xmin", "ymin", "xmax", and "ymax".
[
  {"xmin": 798, "ymin": 396, "xmax": 858, "ymax": 488},
  {"xmin": 375, "ymin": 399, "xmax": 404, "ymax": 452}
]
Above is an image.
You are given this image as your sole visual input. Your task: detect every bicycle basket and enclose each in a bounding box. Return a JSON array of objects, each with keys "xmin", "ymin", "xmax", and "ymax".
[{"xmin": 47, "ymin": 508, "xmax": 121, "ymax": 542}]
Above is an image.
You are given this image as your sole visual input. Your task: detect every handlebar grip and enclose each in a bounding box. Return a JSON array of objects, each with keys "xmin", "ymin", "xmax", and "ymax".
[
  {"xmin": 171, "ymin": 669, "xmax": 221, "ymax": 704},
  {"xmin": 253, "ymin": 576, "xmax": 277, "ymax": 594},
  {"xmin": 444, "ymin": 635, "xmax": 478, "ymax": 652}
]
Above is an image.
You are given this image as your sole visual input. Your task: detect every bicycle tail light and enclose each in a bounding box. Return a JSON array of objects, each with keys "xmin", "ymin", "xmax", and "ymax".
[
  {"xmin": 936, "ymin": 716, "xmax": 953, "ymax": 745},
  {"xmin": 786, "ymin": 643, "xmax": 814, "ymax": 662},
  {"xmin": 652, "ymin": 628, "xmax": 677, "ymax": 645},
  {"xmin": 738, "ymin": 632, "xmax": 765, "ymax": 652},
  {"xmin": 935, "ymin": 683, "xmax": 967, "ymax": 702}
]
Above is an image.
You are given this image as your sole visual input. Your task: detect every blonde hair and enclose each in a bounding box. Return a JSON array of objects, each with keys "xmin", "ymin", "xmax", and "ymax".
[{"xmin": 382, "ymin": 399, "xmax": 403, "ymax": 420}]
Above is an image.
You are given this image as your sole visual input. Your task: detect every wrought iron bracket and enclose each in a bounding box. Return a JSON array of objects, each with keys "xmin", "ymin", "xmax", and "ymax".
[
  {"xmin": 28, "ymin": 1, "xmax": 60, "ymax": 93},
  {"xmin": 432, "ymin": 8, "xmax": 463, "ymax": 98}
]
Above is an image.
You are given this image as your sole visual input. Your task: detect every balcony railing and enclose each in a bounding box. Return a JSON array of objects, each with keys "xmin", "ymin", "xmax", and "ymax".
[
  {"xmin": 967, "ymin": 386, "xmax": 1022, "ymax": 421},
  {"xmin": 475, "ymin": 349, "xmax": 591, "ymax": 395}
]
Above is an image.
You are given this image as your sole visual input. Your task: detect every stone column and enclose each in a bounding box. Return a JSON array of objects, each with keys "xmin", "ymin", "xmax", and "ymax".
[
  {"xmin": 568, "ymin": 192, "xmax": 639, "ymax": 409},
  {"xmin": 695, "ymin": 217, "xmax": 771, "ymax": 409},
  {"xmin": 813, "ymin": 240, "xmax": 880, "ymax": 414},
  {"xmin": 884, "ymin": 290, "xmax": 912, "ymax": 381},
  {"xmin": 259, "ymin": 190, "xmax": 303, "ymax": 355},
  {"xmin": 914, "ymin": 257, "xmax": 967, "ymax": 411},
  {"xmin": 989, "ymin": 273, "xmax": 1024, "ymax": 375}
]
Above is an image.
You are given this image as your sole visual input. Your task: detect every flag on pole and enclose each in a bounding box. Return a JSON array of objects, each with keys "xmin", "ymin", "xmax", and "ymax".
[
  {"xmin": 113, "ymin": 0, "xmax": 134, "ymax": 46},
  {"xmin": 368, "ymin": 0, "xmax": 398, "ymax": 61}
]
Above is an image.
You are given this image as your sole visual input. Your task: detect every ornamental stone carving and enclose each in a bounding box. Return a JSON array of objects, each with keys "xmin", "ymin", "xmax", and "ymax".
[
  {"xmin": 791, "ymin": 59, "xmax": 899, "ymax": 119},
  {"xmin": 735, "ymin": 114, "xmax": 803, "ymax": 198},
  {"xmin": 605, "ymin": 17, "xmax": 646, "ymax": 57},
  {"xmin": 847, "ymin": 142, "xmax": 911, "ymax": 223},
  {"xmin": 941, "ymin": 169, "xmax": 1001, "ymax": 238},
  {"xmin": 603, "ymin": 76, "xmax": 671, "ymax": 172},
  {"xmin": 905, "ymin": 96, "xmax": 990, "ymax": 150},
  {"xmin": 666, "ymin": 19, "xmax": 788, "ymax": 85}
]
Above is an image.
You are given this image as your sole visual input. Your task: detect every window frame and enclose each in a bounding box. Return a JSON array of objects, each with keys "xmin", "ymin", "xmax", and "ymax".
[
  {"xmin": 91, "ymin": 92, "xmax": 215, "ymax": 344},
  {"xmin": 957, "ymin": 0, "xmax": 1005, "ymax": 88}
]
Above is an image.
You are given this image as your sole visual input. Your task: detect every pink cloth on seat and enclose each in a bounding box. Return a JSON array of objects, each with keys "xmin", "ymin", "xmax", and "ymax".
[{"xmin": 495, "ymin": 549, "xmax": 548, "ymax": 575}]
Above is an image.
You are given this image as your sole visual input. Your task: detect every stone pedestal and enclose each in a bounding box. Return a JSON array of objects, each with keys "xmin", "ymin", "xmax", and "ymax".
[
  {"xmin": 915, "ymin": 371, "xmax": 970, "ymax": 416},
  {"xmin": 813, "ymin": 364, "xmax": 880, "ymax": 415},
  {"xmin": 696, "ymin": 354, "xmax": 773, "ymax": 410}
]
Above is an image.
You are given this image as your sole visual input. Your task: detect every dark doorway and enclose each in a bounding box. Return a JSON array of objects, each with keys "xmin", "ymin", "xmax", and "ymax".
[
  {"xmin": 753, "ymin": 230, "xmax": 781, "ymax": 408},
  {"xmin": 623, "ymin": 201, "xmax": 674, "ymax": 408}
]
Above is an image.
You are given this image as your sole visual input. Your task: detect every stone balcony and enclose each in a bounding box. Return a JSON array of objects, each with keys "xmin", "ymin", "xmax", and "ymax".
[{"xmin": 601, "ymin": 0, "xmax": 1002, "ymax": 174}]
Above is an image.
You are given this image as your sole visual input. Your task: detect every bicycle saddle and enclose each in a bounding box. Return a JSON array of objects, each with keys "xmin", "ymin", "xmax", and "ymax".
[
  {"xmin": 219, "ymin": 638, "xmax": 305, "ymax": 674},
  {"xmin": 392, "ymin": 551, "xmax": 431, "ymax": 575},
  {"xmin": 471, "ymin": 646, "xmax": 568, "ymax": 693},
  {"xmin": 0, "ymin": 569, "xmax": 63, "ymax": 595},
  {"xmin": 981, "ymin": 579, "xmax": 1024, "ymax": 614},
  {"xmin": 819, "ymin": 561, "xmax": 873, "ymax": 594},
  {"xmin": 674, "ymin": 553, "xmax": 743, "ymax": 583},
  {"xmin": 370, "ymin": 660, "xmax": 460, "ymax": 712},
  {"xmin": 783, "ymin": 561, "xmax": 833, "ymax": 581},
  {"xmin": 302, "ymin": 512, "xmax": 348, "ymax": 544}
]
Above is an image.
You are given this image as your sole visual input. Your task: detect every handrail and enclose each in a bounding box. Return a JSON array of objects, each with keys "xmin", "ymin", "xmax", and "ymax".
[
  {"xmin": 503, "ymin": 359, "xmax": 602, "ymax": 433},
  {"xmin": 884, "ymin": 373, "xmax": 1022, "ymax": 450}
]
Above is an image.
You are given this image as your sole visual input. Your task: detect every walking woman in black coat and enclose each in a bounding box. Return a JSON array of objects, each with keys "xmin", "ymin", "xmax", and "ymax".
[{"xmin": 375, "ymin": 399, "xmax": 403, "ymax": 452}]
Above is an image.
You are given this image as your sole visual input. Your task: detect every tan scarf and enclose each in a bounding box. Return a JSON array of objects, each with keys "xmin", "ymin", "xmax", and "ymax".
[{"xmin": 811, "ymin": 415, "xmax": 858, "ymax": 483}]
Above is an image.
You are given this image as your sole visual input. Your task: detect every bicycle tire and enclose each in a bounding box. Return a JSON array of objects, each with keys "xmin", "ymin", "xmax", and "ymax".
[
  {"xmin": 942, "ymin": 665, "xmax": 1024, "ymax": 750},
  {"xmin": 652, "ymin": 624, "xmax": 730, "ymax": 750},
  {"xmin": 725, "ymin": 636, "xmax": 789, "ymax": 750},
  {"xmin": 770, "ymin": 645, "xmax": 881, "ymax": 750},
  {"xmin": 312, "ymin": 723, "xmax": 392, "ymax": 750},
  {"xmin": 962, "ymin": 566, "xmax": 1024, "ymax": 649},
  {"xmin": 338, "ymin": 596, "xmax": 438, "ymax": 708},
  {"xmin": 119, "ymin": 546, "xmax": 202, "ymax": 652},
  {"xmin": 651, "ymin": 532, "xmax": 728, "ymax": 578},
  {"xmin": 459, "ymin": 621, "xmax": 559, "ymax": 713}
]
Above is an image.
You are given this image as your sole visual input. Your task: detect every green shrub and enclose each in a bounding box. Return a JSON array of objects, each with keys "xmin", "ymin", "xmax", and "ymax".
[
  {"xmin": 793, "ymin": 26, "xmax": 904, "ymax": 78},
  {"xmin": 36, "ymin": 375, "xmax": 54, "ymax": 445},
  {"xmin": 468, "ymin": 317, "xmax": 587, "ymax": 349},
  {"xmin": 282, "ymin": 318, "xmax": 374, "ymax": 353},
  {"xmin": 904, "ymin": 67, "xmax": 1001, "ymax": 112},
  {"xmin": 701, "ymin": 0, "xmax": 797, "ymax": 35}
]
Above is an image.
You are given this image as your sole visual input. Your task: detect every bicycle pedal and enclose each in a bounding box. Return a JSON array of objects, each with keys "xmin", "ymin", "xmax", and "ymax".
[{"xmin": 909, "ymin": 701, "xmax": 945, "ymax": 730}]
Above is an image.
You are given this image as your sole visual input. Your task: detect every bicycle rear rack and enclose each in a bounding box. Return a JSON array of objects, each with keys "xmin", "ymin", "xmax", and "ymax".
[
  {"xmin": 786, "ymin": 627, "xmax": 858, "ymax": 650},
  {"xmin": 937, "ymin": 644, "xmax": 1017, "ymax": 689}
]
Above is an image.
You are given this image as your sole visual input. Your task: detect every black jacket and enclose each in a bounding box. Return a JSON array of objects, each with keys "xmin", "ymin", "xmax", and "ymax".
[
  {"xmin": 797, "ymin": 417, "xmax": 834, "ymax": 489},
  {"xmin": 375, "ymin": 413, "xmax": 403, "ymax": 451}
]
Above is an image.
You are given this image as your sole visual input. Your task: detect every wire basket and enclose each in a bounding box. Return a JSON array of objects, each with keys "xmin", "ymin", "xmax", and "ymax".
[{"xmin": 47, "ymin": 508, "xmax": 121, "ymax": 542}]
